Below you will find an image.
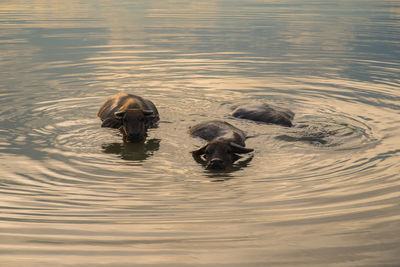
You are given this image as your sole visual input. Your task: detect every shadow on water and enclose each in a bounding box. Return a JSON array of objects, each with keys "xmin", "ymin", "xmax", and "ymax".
[
  {"xmin": 101, "ymin": 138, "xmax": 160, "ymax": 161},
  {"xmin": 192, "ymin": 153, "xmax": 254, "ymax": 181}
]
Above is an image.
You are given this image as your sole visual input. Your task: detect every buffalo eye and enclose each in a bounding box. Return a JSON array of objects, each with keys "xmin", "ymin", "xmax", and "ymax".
[{"xmin": 205, "ymin": 148, "xmax": 214, "ymax": 158}]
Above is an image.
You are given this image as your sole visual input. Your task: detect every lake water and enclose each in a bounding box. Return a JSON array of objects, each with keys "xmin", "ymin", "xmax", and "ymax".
[{"xmin": 1, "ymin": 0, "xmax": 400, "ymax": 266}]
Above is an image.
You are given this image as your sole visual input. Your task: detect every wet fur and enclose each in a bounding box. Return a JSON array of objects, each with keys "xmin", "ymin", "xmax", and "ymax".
[
  {"xmin": 98, "ymin": 93, "xmax": 159, "ymax": 142},
  {"xmin": 188, "ymin": 120, "xmax": 246, "ymax": 146},
  {"xmin": 189, "ymin": 120, "xmax": 253, "ymax": 170},
  {"xmin": 231, "ymin": 103, "xmax": 294, "ymax": 127}
]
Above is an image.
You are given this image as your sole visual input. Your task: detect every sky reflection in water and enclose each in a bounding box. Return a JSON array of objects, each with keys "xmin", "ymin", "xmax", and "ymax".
[{"xmin": 0, "ymin": 0, "xmax": 400, "ymax": 266}]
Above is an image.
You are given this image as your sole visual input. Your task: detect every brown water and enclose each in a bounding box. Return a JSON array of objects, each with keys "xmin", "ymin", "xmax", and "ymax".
[{"xmin": 1, "ymin": 0, "xmax": 400, "ymax": 266}]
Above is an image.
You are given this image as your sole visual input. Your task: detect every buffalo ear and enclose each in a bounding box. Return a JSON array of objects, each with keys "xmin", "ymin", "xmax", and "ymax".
[
  {"xmin": 192, "ymin": 144, "xmax": 208, "ymax": 155},
  {"xmin": 143, "ymin": 110, "xmax": 157, "ymax": 121},
  {"xmin": 101, "ymin": 118, "xmax": 122, "ymax": 128},
  {"xmin": 230, "ymin": 142, "xmax": 254, "ymax": 154},
  {"xmin": 142, "ymin": 110, "xmax": 154, "ymax": 116},
  {"xmin": 114, "ymin": 111, "xmax": 126, "ymax": 119}
]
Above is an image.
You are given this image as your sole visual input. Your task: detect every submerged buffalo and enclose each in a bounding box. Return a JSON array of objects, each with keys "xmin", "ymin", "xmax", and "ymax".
[
  {"xmin": 189, "ymin": 120, "xmax": 253, "ymax": 170},
  {"xmin": 231, "ymin": 103, "xmax": 294, "ymax": 127},
  {"xmin": 98, "ymin": 93, "xmax": 159, "ymax": 142}
]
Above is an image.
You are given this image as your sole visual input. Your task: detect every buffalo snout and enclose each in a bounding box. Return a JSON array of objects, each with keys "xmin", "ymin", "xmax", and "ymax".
[
  {"xmin": 207, "ymin": 158, "xmax": 226, "ymax": 170},
  {"xmin": 125, "ymin": 132, "xmax": 146, "ymax": 143},
  {"xmin": 115, "ymin": 109, "xmax": 155, "ymax": 143}
]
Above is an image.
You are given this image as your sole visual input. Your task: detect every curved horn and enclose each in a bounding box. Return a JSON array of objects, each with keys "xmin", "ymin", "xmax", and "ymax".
[
  {"xmin": 192, "ymin": 144, "xmax": 208, "ymax": 155},
  {"xmin": 230, "ymin": 142, "xmax": 254, "ymax": 154}
]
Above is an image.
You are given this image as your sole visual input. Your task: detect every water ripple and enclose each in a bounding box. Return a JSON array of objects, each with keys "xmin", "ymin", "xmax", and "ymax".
[{"xmin": 1, "ymin": 0, "xmax": 400, "ymax": 265}]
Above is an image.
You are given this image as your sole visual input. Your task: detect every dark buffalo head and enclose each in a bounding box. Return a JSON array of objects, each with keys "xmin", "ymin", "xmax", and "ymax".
[
  {"xmin": 114, "ymin": 109, "xmax": 156, "ymax": 142},
  {"xmin": 192, "ymin": 140, "xmax": 253, "ymax": 170}
]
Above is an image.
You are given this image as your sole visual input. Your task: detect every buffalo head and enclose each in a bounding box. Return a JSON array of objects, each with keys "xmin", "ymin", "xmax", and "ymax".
[
  {"xmin": 192, "ymin": 140, "xmax": 253, "ymax": 170},
  {"xmin": 114, "ymin": 109, "xmax": 156, "ymax": 142}
]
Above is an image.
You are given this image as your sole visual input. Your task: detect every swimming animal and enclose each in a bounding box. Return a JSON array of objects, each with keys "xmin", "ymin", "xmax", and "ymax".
[
  {"xmin": 231, "ymin": 103, "xmax": 294, "ymax": 127},
  {"xmin": 189, "ymin": 120, "xmax": 253, "ymax": 170},
  {"xmin": 98, "ymin": 92, "xmax": 159, "ymax": 142}
]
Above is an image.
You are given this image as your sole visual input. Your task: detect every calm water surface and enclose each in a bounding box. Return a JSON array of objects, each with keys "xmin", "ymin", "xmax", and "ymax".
[{"xmin": 1, "ymin": 0, "xmax": 400, "ymax": 266}]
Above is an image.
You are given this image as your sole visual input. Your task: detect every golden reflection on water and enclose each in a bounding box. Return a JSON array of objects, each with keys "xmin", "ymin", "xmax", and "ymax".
[{"xmin": 1, "ymin": 0, "xmax": 400, "ymax": 266}]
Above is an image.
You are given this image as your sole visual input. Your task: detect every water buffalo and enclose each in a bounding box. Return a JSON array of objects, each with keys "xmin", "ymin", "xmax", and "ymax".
[
  {"xmin": 98, "ymin": 93, "xmax": 159, "ymax": 142},
  {"xmin": 231, "ymin": 103, "xmax": 294, "ymax": 127},
  {"xmin": 189, "ymin": 120, "xmax": 253, "ymax": 170}
]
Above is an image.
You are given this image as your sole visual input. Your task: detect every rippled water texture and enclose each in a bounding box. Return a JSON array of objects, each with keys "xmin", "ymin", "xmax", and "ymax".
[{"xmin": 1, "ymin": 0, "xmax": 400, "ymax": 266}]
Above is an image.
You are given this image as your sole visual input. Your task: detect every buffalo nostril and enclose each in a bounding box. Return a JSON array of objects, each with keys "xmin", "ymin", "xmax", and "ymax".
[
  {"xmin": 211, "ymin": 158, "xmax": 223, "ymax": 164},
  {"xmin": 207, "ymin": 159, "xmax": 225, "ymax": 169},
  {"xmin": 130, "ymin": 132, "xmax": 142, "ymax": 137}
]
